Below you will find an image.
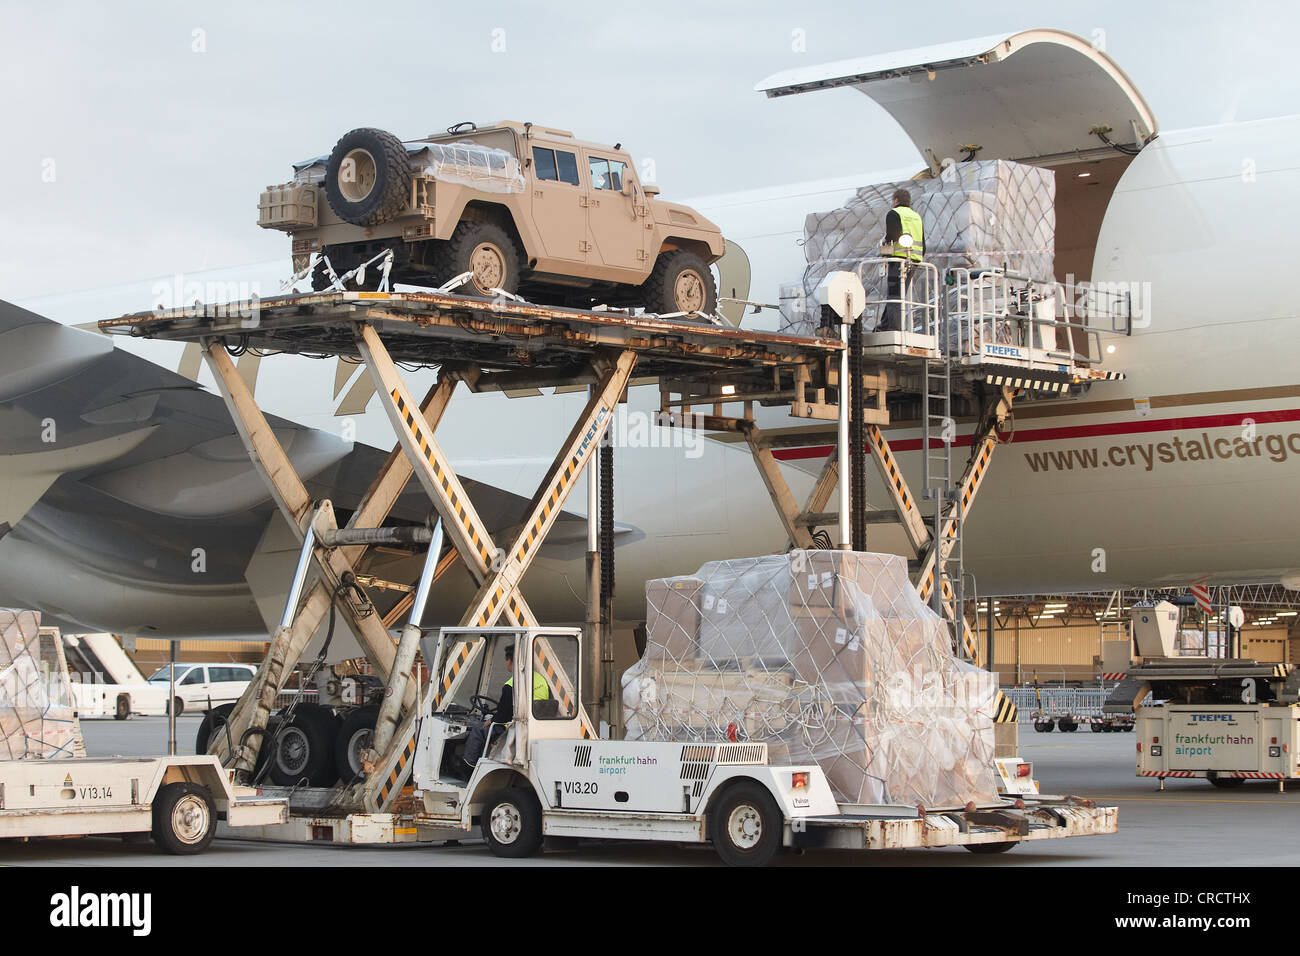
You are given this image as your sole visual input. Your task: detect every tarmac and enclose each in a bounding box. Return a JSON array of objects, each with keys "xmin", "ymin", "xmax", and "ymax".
[{"xmin": 4, "ymin": 716, "xmax": 1297, "ymax": 866}]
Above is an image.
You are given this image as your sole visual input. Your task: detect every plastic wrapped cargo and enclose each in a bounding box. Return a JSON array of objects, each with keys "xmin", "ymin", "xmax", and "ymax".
[
  {"xmin": 411, "ymin": 141, "xmax": 526, "ymax": 194},
  {"xmin": 292, "ymin": 141, "xmax": 526, "ymax": 195},
  {"xmin": 622, "ymin": 551, "xmax": 999, "ymax": 809},
  {"xmin": 0, "ymin": 610, "xmax": 84, "ymax": 759},
  {"xmin": 782, "ymin": 160, "xmax": 1055, "ymax": 337}
]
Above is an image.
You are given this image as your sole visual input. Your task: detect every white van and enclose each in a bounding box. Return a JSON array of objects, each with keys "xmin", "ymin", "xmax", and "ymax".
[{"xmin": 146, "ymin": 662, "xmax": 258, "ymax": 715}]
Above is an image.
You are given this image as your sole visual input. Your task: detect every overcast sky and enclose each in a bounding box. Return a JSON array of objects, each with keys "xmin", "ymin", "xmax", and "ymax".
[{"xmin": 2, "ymin": 0, "xmax": 1297, "ymax": 299}]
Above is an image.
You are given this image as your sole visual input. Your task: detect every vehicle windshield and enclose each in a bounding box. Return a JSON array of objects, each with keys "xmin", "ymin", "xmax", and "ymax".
[{"xmin": 147, "ymin": 665, "xmax": 182, "ymax": 683}]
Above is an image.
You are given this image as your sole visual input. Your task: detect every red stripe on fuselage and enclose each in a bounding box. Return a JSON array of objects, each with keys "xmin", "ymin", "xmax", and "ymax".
[{"xmin": 770, "ymin": 408, "xmax": 1300, "ymax": 460}]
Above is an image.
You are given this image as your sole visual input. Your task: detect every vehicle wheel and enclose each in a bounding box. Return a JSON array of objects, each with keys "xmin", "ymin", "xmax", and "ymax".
[
  {"xmin": 709, "ymin": 781, "xmax": 781, "ymax": 867},
  {"xmin": 324, "ymin": 127, "xmax": 411, "ymax": 227},
  {"xmin": 481, "ymin": 788, "xmax": 544, "ymax": 859},
  {"xmin": 151, "ymin": 782, "xmax": 216, "ymax": 855},
  {"xmin": 334, "ymin": 706, "xmax": 380, "ymax": 782},
  {"xmin": 1032, "ymin": 720, "xmax": 1049, "ymax": 733},
  {"xmin": 1059, "ymin": 719, "xmax": 1077, "ymax": 733},
  {"xmin": 195, "ymin": 703, "xmax": 236, "ymax": 755},
  {"xmin": 167, "ymin": 697, "xmax": 184, "ymax": 718},
  {"xmin": 1208, "ymin": 773, "xmax": 1246, "ymax": 789},
  {"xmin": 641, "ymin": 250, "xmax": 717, "ymax": 315},
  {"xmin": 1101, "ymin": 723, "xmax": 1113, "ymax": 733},
  {"xmin": 114, "ymin": 695, "xmax": 131, "ymax": 721},
  {"xmin": 965, "ymin": 841, "xmax": 1019, "ymax": 854},
  {"xmin": 436, "ymin": 221, "xmax": 521, "ymax": 297},
  {"xmin": 268, "ymin": 703, "xmax": 341, "ymax": 787}
]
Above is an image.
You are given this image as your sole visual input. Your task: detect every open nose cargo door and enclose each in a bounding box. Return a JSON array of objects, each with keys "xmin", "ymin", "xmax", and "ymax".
[{"xmin": 755, "ymin": 29, "xmax": 1158, "ymax": 169}]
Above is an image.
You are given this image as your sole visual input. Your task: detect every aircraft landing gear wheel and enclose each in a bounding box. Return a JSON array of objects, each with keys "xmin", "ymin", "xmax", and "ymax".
[
  {"xmin": 334, "ymin": 706, "xmax": 380, "ymax": 782},
  {"xmin": 709, "ymin": 782, "xmax": 781, "ymax": 867},
  {"xmin": 195, "ymin": 703, "xmax": 236, "ymax": 754},
  {"xmin": 965, "ymin": 841, "xmax": 1019, "ymax": 854},
  {"xmin": 269, "ymin": 703, "xmax": 340, "ymax": 787},
  {"xmin": 151, "ymin": 782, "xmax": 216, "ymax": 855},
  {"xmin": 481, "ymin": 788, "xmax": 544, "ymax": 858}
]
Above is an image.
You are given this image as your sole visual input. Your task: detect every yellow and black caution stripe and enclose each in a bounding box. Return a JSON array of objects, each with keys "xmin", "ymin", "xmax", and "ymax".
[
  {"xmin": 867, "ymin": 425, "xmax": 917, "ymax": 519},
  {"xmin": 984, "ymin": 372, "xmax": 1070, "ymax": 393},
  {"xmin": 994, "ymin": 690, "xmax": 1018, "ymax": 724},
  {"xmin": 516, "ymin": 427, "xmax": 602, "ymax": 565},
  {"xmin": 393, "ymin": 387, "xmax": 538, "ymax": 629},
  {"xmin": 392, "ymin": 388, "xmax": 493, "ymax": 572},
  {"xmin": 433, "ymin": 640, "xmax": 478, "ymax": 709},
  {"xmin": 475, "ymin": 586, "xmax": 528, "ymax": 628},
  {"xmin": 377, "ymin": 733, "xmax": 417, "ymax": 808},
  {"xmin": 959, "ymin": 438, "xmax": 995, "ymax": 517}
]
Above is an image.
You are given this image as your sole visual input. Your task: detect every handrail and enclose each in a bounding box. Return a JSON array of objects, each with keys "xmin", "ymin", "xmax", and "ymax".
[{"xmin": 853, "ymin": 257, "xmax": 942, "ymax": 339}]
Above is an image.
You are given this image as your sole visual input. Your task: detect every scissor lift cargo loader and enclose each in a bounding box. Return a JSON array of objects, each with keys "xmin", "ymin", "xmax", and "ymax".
[{"xmin": 101, "ymin": 282, "xmax": 1124, "ymax": 851}]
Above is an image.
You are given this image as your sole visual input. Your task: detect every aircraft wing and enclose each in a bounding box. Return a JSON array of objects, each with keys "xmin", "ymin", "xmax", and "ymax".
[{"xmin": 0, "ymin": 299, "xmax": 594, "ymax": 636}]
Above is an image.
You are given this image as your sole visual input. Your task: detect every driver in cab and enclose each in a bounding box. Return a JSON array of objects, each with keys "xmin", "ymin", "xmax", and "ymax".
[{"xmin": 463, "ymin": 642, "xmax": 550, "ymax": 767}]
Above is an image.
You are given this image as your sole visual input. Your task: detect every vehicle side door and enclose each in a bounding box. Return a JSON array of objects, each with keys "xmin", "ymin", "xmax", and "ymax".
[
  {"xmin": 209, "ymin": 665, "xmax": 253, "ymax": 707},
  {"xmin": 177, "ymin": 665, "xmax": 209, "ymax": 707},
  {"xmin": 527, "ymin": 144, "xmax": 589, "ymax": 266},
  {"xmin": 584, "ymin": 152, "xmax": 648, "ymax": 278}
]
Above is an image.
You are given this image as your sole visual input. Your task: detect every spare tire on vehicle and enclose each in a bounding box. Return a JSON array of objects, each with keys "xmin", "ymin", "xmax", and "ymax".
[{"xmin": 324, "ymin": 127, "xmax": 411, "ymax": 227}]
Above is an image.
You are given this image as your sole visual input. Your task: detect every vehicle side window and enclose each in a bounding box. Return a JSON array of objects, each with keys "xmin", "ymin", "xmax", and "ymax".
[
  {"xmin": 180, "ymin": 667, "xmax": 205, "ymax": 686},
  {"xmin": 533, "ymin": 147, "xmax": 557, "ymax": 181},
  {"xmin": 589, "ymin": 157, "xmax": 627, "ymax": 191},
  {"xmin": 555, "ymin": 150, "xmax": 580, "ymax": 186},
  {"xmin": 532, "ymin": 635, "xmax": 578, "ymax": 720},
  {"xmin": 212, "ymin": 666, "xmax": 249, "ymax": 682}
]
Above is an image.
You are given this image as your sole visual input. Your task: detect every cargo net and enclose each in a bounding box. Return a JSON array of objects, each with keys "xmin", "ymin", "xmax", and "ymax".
[
  {"xmin": 0, "ymin": 609, "xmax": 83, "ymax": 759},
  {"xmin": 622, "ymin": 551, "xmax": 998, "ymax": 809},
  {"xmin": 779, "ymin": 160, "xmax": 1055, "ymax": 338}
]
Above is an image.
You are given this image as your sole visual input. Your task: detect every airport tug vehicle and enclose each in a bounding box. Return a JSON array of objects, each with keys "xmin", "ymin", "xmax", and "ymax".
[
  {"xmin": 1106, "ymin": 601, "xmax": 1300, "ymax": 789},
  {"xmin": 410, "ymin": 625, "xmax": 1113, "ymax": 865}
]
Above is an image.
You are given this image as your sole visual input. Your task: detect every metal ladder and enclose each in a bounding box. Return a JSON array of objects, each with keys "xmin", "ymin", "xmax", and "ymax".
[{"xmin": 921, "ymin": 355, "xmax": 962, "ymax": 622}]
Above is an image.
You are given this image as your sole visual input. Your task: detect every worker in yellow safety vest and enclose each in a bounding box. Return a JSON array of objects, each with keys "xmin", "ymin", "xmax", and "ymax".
[
  {"xmin": 878, "ymin": 188, "xmax": 925, "ymax": 332},
  {"xmin": 463, "ymin": 642, "xmax": 551, "ymax": 767},
  {"xmin": 505, "ymin": 667, "xmax": 551, "ymax": 702}
]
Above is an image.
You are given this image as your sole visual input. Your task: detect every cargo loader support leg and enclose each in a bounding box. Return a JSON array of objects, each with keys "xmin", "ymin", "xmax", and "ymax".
[
  {"xmin": 354, "ymin": 326, "xmax": 630, "ymax": 805},
  {"xmin": 202, "ymin": 344, "xmax": 454, "ymax": 776},
  {"xmin": 370, "ymin": 519, "xmax": 444, "ymax": 760},
  {"xmin": 914, "ymin": 387, "xmax": 1013, "ymax": 666}
]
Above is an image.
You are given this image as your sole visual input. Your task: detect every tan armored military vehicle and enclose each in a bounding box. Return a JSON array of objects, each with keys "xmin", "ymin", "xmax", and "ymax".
[{"xmin": 258, "ymin": 121, "xmax": 725, "ymax": 313}]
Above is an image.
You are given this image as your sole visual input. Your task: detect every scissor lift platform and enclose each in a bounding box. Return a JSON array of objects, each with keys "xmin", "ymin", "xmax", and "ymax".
[
  {"xmin": 101, "ymin": 289, "xmax": 845, "ymax": 388},
  {"xmin": 99, "ymin": 287, "xmax": 1131, "ymax": 789}
]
